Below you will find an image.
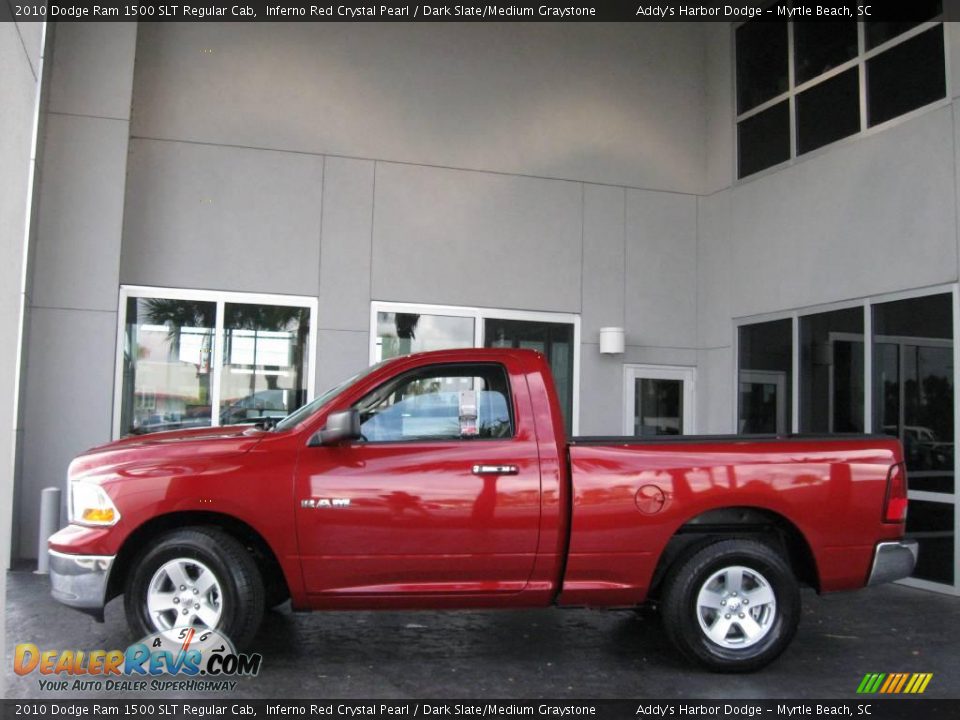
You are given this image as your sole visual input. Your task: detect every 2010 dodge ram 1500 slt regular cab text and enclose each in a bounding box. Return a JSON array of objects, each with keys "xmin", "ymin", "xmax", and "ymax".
[{"xmin": 49, "ymin": 349, "xmax": 917, "ymax": 671}]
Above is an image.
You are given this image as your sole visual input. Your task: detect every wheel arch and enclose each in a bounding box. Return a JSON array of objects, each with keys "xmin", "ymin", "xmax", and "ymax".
[
  {"xmin": 648, "ymin": 506, "xmax": 819, "ymax": 599},
  {"xmin": 107, "ymin": 511, "xmax": 289, "ymax": 605}
]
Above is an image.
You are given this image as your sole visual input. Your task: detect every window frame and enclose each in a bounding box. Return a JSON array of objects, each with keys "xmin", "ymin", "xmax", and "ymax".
[
  {"xmin": 732, "ymin": 15, "xmax": 949, "ymax": 182},
  {"xmin": 369, "ymin": 301, "xmax": 581, "ymax": 435},
  {"xmin": 353, "ymin": 362, "xmax": 517, "ymax": 444},
  {"xmin": 113, "ymin": 285, "xmax": 318, "ymax": 440}
]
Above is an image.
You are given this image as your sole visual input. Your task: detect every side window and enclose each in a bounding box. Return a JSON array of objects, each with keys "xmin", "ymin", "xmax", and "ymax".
[{"xmin": 355, "ymin": 364, "xmax": 514, "ymax": 442}]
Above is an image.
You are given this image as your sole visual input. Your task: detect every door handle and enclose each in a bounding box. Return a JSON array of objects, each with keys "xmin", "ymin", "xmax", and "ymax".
[{"xmin": 472, "ymin": 464, "xmax": 519, "ymax": 475}]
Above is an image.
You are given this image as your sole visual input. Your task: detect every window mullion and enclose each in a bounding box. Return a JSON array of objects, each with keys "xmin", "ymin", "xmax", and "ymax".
[
  {"xmin": 791, "ymin": 313, "xmax": 800, "ymax": 433},
  {"xmin": 857, "ymin": 20, "xmax": 868, "ymax": 132},
  {"xmin": 211, "ymin": 299, "xmax": 225, "ymax": 427},
  {"xmin": 787, "ymin": 20, "xmax": 797, "ymax": 160},
  {"xmin": 863, "ymin": 303, "xmax": 873, "ymax": 433}
]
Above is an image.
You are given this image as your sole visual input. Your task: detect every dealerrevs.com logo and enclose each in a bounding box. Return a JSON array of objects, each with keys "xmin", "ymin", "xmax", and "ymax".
[{"xmin": 14, "ymin": 628, "xmax": 262, "ymax": 693}]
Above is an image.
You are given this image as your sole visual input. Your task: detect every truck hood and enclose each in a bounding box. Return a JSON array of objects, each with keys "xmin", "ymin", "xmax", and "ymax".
[
  {"xmin": 92, "ymin": 424, "xmax": 264, "ymax": 450},
  {"xmin": 70, "ymin": 425, "xmax": 268, "ymax": 482}
]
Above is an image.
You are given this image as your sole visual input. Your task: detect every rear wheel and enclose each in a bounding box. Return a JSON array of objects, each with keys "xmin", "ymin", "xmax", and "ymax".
[
  {"xmin": 124, "ymin": 527, "xmax": 264, "ymax": 649},
  {"xmin": 660, "ymin": 538, "xmax": 799, "ymax": 672}
]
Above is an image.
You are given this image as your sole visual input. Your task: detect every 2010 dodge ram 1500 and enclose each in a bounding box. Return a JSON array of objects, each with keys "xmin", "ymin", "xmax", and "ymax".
[{"xmin": 49, "ymin": 348, "xmax": 917, "ymax": 671}]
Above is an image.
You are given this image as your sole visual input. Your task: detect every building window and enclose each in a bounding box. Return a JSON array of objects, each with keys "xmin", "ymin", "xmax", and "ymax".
[
  {"xmin": 738, "ymin": 319, "xmax": 792, "ymax": 434},
  {"xmin": 375, "ymin": 311, "xmax": 475, "ymax": 359},
  {"xmin": 117, "ymin": 287, "xmax": 316, "ymax": 437},
  {"xmin": 872, "ymin": 294, "xmax": 954, "ymax": 494},
  {"xmin": 371, "ymin": 302, "xmax": 579, "ymax": 434},
  {"xmin": 736, "ymin": 288, "xmax": 957, "ymax": 594},
  {"xmin": 735, "ymin": 7, "xmax": 945, "ymax": 178},
  {"xmin": 799, "ymin": 308, "xmax": 864, "ymax": 433}
]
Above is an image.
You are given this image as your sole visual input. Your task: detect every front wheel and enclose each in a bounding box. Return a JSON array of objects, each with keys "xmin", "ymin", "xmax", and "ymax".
[
  {"xmin": 124, "ymin": 527, "xmax": 265, "ymax": 649},
  {"xmin": 660, "ymin": 538, "xmax": 800, "ymax": 672}
]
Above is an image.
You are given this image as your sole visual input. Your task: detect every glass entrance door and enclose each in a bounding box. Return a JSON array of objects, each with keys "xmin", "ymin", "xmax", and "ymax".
[{"xmin": 624, "ymin": 365, "xmax": 695, "ymax": 437}]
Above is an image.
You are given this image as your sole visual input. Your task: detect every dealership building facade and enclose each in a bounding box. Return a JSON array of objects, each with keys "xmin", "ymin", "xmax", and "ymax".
[{"xmin": 2, "ymin": 17, "xmax": 959, "ymax": 598}]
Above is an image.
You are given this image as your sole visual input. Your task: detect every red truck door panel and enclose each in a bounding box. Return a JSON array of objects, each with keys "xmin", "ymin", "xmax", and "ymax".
[{"xmin": 294, "ymin": 361, "xmax": 542, "ymax": 599}]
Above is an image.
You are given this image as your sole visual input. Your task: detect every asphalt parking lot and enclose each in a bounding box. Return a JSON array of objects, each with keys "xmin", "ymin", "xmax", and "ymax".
[{"xmin": 5, "ymin": 569, "xmax": 959, "ymax": 699}]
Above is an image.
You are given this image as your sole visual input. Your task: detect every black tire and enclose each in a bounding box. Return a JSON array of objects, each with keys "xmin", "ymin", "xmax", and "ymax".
[
  {"xmin": 124, "ymin": 527, "xmax": 265, "ymax": 649},
  {"xmin": 265, "ymin": 584, "xmax": 290, "ymax": 610},
  {"xmin": 660, "ymin": 538, "xmax": 799, "ymax": 672}
]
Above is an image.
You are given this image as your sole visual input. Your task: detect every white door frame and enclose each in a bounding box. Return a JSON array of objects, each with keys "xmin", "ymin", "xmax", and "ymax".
[{"xmin": 623, "ymin": 364, "xmax": 696, "ymax": 436}]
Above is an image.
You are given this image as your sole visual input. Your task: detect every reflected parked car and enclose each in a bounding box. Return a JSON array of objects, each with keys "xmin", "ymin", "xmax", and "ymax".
[{"xmin": 884, "ymin": 424, "xmax": 954, "ymax": 471}]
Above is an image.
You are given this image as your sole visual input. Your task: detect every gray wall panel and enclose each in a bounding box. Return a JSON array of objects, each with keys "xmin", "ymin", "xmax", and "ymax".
[
  {"xmin": 318, "ymin": 157, "xmax": 374, "ymax": 332},
  {"xmin": 582, "ymin": 184, "xmax": 625, "ymax": 343},
  {"xmin": 697, "ymin": 347, "xmax": 734, "ymax": 435},
  {"xmin": 625, "ymin": 190, "xmax": 698, "ymax": 349},
  {"xmin": 696, "ymin": 192, "xmax": 733, "ymax": 350},
  {"xmin": 726, "ymin": 106, "xmax": 957, "ymax": 319},
  {"xmin": 121, "ymin": 140, "xmax": 324, "ymax": 297},
  {"xmin": 13, "ymin": 21, "xmax": 41, "ymax": 79},
  {"xmin": 371, "ymin": 162, "xmax": 582, "ymax": 313},
  {"xmin": 19, "ymin": 308, "xmax": 117, "ymax": 559},
  {"xmin": 48, "ymin": 22, "xmax": 135, "ymax": 120},
  {"xmin": 316, "ymin": 329, "xmax": 369, "ymax": 398},
  {"xmin": 131, "ymin": 23, "xmax": 707, "ymax": 193},
  {"xmin": 1, "ymin": 19, "xmax": 40, "ymax": 583},
  {"xmin": 32, "ymin": 114, "xmax": 128, "ymax": 312},
  {"xmin": 578, "ymin": 344, "xmax": 624, "ymax": 436},
  {"xmin": 704, "ymin": 28, "xmax": 733, "ymax": 194}
]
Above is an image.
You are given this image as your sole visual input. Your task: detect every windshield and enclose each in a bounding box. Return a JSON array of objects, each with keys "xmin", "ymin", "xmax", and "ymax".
[{"xmin": 273, "ymin": 361, "xmax": 387, "ymax": 432}]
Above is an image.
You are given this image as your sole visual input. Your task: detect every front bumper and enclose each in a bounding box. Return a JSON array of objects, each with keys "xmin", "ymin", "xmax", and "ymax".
[
  {"xmin": 867, "ymin": 540, "xmax": 918, "ymax": 586},
  {"xmin": 49, "ymin": 550, "xmax": 115, "ymax": 622}
]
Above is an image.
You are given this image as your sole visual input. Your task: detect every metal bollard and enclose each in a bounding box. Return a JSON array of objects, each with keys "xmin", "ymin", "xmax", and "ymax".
[{"xmin": 35, "ymin": 487, "xmax": 62, "ymax": 574}]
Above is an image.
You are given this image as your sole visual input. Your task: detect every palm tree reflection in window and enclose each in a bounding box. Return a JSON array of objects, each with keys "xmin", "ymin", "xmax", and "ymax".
[{"xmin": 121, "ymin": 298, "xmax": 310, "ymax": 435}]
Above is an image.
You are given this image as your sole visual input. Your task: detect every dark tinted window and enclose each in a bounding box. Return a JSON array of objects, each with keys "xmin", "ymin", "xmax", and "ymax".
[
  {"xmin": 738, "ymin": 101, "xmax": 790, "ymax": 178},
  {"xmin": 484, "ymin": 318, "xmax": 574, "ymax": 435},
  {"xmin": 738, "ymin": 319, "xmax": 793, "ymax": 434},
  {"xmin": 867, "ymin": 25, "xmax": 946, "ymax": 127},
  {"xmin": 799, "ymin": 308, "xmax": 864, "ymax": 433},
  {"xmin": 794, "ymin": 20, "xmax": 858, "ymax": 84},
  {"xmin": 796, "ymin": 68, "xmax": 860, "ymax": 155},
  {"xmin": 865, "ymin": 1, "xmax": 942, "ymax": 49},
  {"xmin": 873, "ymin": 293, "xmax": 953, "ymax": 494},
  {"xmin": 906, "ymin": 501, "xmax": 954, "ymax": 585},
  {"xmin": 736, "ymin": 21, "xmax": 788, "ymax": 114}
]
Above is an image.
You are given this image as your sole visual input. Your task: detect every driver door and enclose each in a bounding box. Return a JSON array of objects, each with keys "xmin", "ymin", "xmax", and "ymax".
[{"xmin": 295, "ymin": 362, "xmax": 542, "ymax": 600}]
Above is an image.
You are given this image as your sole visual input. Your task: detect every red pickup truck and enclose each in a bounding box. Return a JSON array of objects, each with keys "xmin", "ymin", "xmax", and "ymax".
[{"xmin": 49, "ymin": 348, "xmax": 916, "ymax": 672}]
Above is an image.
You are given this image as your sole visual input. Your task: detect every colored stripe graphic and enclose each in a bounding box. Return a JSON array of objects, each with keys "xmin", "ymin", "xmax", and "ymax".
[
  {"xmin": 893, "ymin": 673, "xmax": 909, "ymax": 693},
  {"xmin": 879, "ymin": 674, "xmax": 896, "ymax": 693},
  {"xmin": 857, "ymin": 673, "xmax": 932, "ymax": 694}
]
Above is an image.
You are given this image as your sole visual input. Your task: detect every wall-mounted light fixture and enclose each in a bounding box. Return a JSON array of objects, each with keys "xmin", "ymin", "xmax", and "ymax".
[{"xmin": 599, "ymin": 327, "xmax": 625, "ymax": 354}]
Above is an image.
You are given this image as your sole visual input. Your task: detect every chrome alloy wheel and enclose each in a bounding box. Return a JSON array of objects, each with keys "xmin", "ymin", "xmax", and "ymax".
[
  {"xmin": 695, "ymin": 565, "xmax": 777, "ymax": 649},
  {"xmin": 146, "ymin": 558, "xmax": 223, "ymax": 631}
]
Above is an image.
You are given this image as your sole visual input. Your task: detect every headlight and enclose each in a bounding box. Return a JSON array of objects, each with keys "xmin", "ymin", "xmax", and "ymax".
[{"xmin": 69, "ymin": 482, "xmax": 121, "ymax": 526}]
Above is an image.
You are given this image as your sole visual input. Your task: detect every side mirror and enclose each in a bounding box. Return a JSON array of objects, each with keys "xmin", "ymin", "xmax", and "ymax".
[{"xmin": 309, "ymin": 409, "xmax": 361, "ymax": 446}]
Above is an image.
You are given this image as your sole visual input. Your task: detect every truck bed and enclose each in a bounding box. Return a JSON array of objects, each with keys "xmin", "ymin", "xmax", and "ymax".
[{"xmin": 559, "ymin": 434, "xmax": 905, "ymax": 607}]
